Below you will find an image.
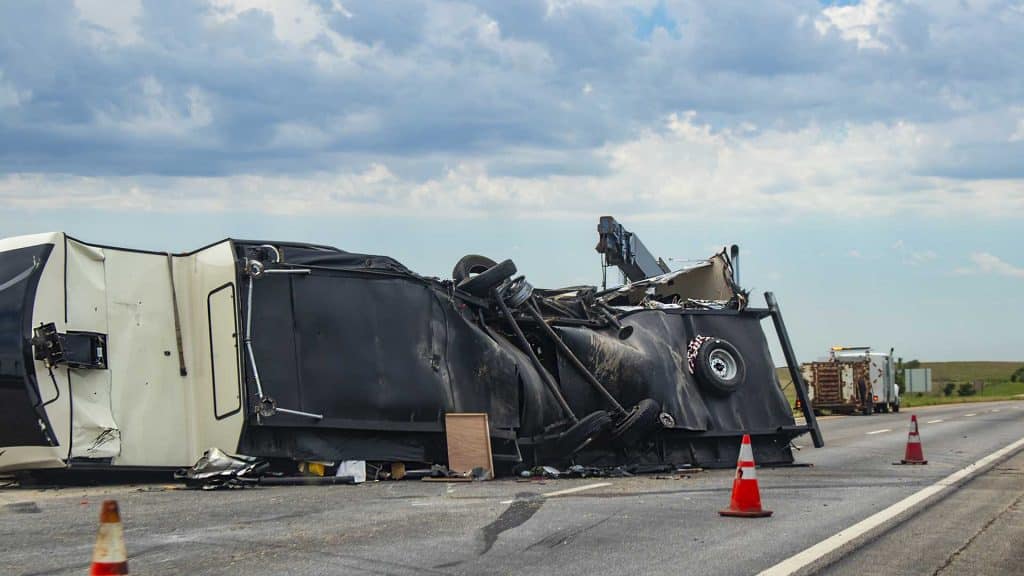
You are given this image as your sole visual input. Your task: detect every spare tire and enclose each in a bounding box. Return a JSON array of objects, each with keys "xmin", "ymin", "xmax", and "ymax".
[
  {"xmin": 610, "ymin": 398, "xmax": 662, "ymax": 447},
  {"xmin": 554, "ymin": 410, "xmax": 612, "ymax": 456},
  {"xmin": 457, "ymin": 259, "xmax": 517, "ymax": 297},
  {"xmin": 452, "ymin": 254, "xmax": 498, "ymax": 284},
  {"xmin": 694, "ymin": 338, "xmax": 746, "ymax": 395}
]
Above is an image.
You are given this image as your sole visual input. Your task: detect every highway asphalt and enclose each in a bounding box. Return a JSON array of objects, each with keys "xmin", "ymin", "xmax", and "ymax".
[{"xmin": 2, "ymin": 400, "xmax": 1022, "ymax": 575}]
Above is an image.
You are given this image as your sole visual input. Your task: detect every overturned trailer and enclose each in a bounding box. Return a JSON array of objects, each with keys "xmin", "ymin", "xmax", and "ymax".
[{"xmin": 0, "ymin": 224, "xmax": 821, "ymax": 478}]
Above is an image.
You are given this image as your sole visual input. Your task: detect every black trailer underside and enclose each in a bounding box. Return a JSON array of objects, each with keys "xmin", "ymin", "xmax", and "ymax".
[{"xmin": 234, "ymin": 242, "xmax": 819, "ymax": 472}]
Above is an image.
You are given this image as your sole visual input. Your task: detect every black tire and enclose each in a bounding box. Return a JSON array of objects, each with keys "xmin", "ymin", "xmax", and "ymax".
[
  {"xmin": 555, "ymin": 410, "xmax": 612, "ymax": 456},
  {"xmin": 694, "ymin": 338, "xmax": 746, "ymax": 395},
  {"xmin": 610, "ymin": 398, "xmax": 663, "ymax": 447},
  {"xmin": 452, "ymin": 255, "xmax": 497, "ymax": 284},
  {"xmin": 892, "ymin": 400, "xmax": 900, "ymax": 413},
  {"xmin": 457, "ymin": 259, "xmax": 517, "ymax": 297}
]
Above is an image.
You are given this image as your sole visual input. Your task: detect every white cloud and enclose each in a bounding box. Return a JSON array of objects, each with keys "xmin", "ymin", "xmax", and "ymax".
[
  {"xmin": 816, "ymin": 0, "xmax": 893, "ymax": 50},
  {"xmin": 1011, "ymin": 112, "xmax": 1024, "ymax": 142},
  {"xmin": 206, "ymin": 0, "xmax": 370, "ymax": 64},
  {"xmin": 909, "ymin": 250, "xmax": 938, "ymax": 264},
  {"xmin": 892, "ymin": 240, "xmax": 939, "ymax": 265},
  {"xmin": 74, "ymin": 0, "xmax": 143, "ymax": 46},
  {"xmin": 0, "ymin": 71, "xmax": 30, "ymax": 109},
  {"xmin": 959, "ymin": 252, "xmax": 1024, "ymax": 278},
  {"xmin": 94, "ymin": 78, "xmax": 213, "ymax": 139},
  {"xmin": 3, "ymin": 113, "xmax": 1022, "ymax": 220}
]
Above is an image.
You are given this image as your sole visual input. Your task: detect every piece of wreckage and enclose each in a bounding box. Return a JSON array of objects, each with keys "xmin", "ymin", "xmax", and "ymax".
[{"xmin": 0, "ymin": 217, "xmax": 822, "ymax": 480}]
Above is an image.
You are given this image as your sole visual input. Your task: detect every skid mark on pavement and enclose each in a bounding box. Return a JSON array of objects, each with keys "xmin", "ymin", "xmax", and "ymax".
[
  {"xmin": 526, "ymin": 514, "xmax": 614, "ymax": 551},
  {"xmin": 479, "ymin": 495, "xmax": 545, "ymax": 555}
]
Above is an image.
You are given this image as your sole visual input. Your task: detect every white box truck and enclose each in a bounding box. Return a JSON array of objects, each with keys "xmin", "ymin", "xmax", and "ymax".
[{"xmin": 800, "ymin": 346, "xmax": 900, "ymax": 415}]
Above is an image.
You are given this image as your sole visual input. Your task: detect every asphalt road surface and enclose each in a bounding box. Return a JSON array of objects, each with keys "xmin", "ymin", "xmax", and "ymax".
[{"xmin": 2, "ymin": 400, "xmax": 1022, "ymax": 576}]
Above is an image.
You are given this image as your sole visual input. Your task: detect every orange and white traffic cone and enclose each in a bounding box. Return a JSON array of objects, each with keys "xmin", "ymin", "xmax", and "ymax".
[
  {"xmin": 896, "ymin": 414, "xmax": 928, "ymax": 465},
  {"xmin": 89, "ymin": 500, "xmax": 129, "ymax": 575},
  {"xmin": 719, "ymin": 434, "xmax": 772, "ymax": 518}
]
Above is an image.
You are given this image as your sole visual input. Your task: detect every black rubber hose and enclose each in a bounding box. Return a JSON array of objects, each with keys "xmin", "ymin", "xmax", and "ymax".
[
  {"xmin": 493, "ymin": 288, "xmax": 578, "ymax": 423},
  {"xmin": 524, "ymin": 298, "xmax": 628, "ymax": 417}
]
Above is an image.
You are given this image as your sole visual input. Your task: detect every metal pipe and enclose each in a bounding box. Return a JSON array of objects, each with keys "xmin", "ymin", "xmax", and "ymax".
[
  {"xmin": 244, "ymin": 277, "xmax": 265, "ymax": 400},
  {"xmin": 275, "ymin": 407, "xmax": 324, "ymax": 420},
  {"xmin": 259, "ymin": 475, "xmax": 355, "ymax": 486},
  {"xmin": 595, "ymin": 301, "xmax": 634, "ymax": 340},
  {"xmin": 493, "ymin": 288, "xmax": 578, "ymax": 423},
  {"xmin": 258, "ymin": 244, "xmax": 282, "ymax": 263},
  {"xmin": 524, "ymin": 298, "xmax": 628, "ymax": 417},
  {"xmin": 765, "ymin": 291, "xmax": 824, "ymax": 448}
]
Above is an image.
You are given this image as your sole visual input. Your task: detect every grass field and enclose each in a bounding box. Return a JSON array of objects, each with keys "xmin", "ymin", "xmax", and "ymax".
[{"xmin": 775, "ymin": 361, "xmax": 1024, "ymax": 411}]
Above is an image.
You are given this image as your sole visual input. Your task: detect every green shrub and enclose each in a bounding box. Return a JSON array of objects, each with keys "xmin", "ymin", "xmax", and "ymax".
[
  {"xmin": 1011, "ymin": 366, "xmax": 1024, "ymax": 382},
  {"xmin": 957, "ymin": 383, "xmax": 977, "ymax": 396},
  {"xmin": 942, "ymin": 382, "xmax": 956, "ymax": 396}
]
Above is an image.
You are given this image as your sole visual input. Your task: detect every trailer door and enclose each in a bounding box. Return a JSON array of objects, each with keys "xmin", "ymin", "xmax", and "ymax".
[{"xmin": 0, "ymin": 244, "xmax": 58, "ymax": 447}]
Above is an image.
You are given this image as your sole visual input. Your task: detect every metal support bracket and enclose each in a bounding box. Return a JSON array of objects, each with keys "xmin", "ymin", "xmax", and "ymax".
[{"xmin": 765, "ymin": 291, "xmax": 824, "ymax": 448}]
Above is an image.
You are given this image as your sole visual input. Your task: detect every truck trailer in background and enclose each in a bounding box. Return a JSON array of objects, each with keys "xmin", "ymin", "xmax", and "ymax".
[{"xmin": 800, "ymin": 346, "xmax": 900, "ymax": 416}]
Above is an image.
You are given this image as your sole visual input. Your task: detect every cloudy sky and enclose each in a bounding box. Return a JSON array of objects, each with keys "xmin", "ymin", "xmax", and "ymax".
[{"xmin": 1, "ymin": 0, "xmax": 1021, "ymax": 362}]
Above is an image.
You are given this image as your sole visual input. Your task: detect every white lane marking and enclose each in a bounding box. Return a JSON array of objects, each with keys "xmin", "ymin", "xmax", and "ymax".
[
  {"xmin": 965, "ymin": 413, "xmax": 977, "ymax": 417},
  {"xmin": 991, "ymin": 409, "xmax": 1000, "ymax": 413},
  {"xmin": 542, "ymin": 482, "xmax": 613, "ymax": 498},
  {"xmin": 865, "ymin": 429, "xmax": 891, "ymax": 435},
  {"xmin": 758, "ymin": 435, "xmax": 1024, "ymax": 576},
  {"xmin": 927, "ymin": 419, "xmax": 944, "ymax": 424},
  {"xmin": 500, "ymin": 482, "xmax": 612, "ymax": 504}
]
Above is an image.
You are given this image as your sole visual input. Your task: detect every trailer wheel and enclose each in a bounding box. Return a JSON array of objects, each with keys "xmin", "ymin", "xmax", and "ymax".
[
  {"xmin": 610, "ymin": 398, "xmax": 663, "ymax": 447},
  {"xmin": 555, "ymin": 410, "xmax": 612, "ymax": 456},
  {"xmin": 892, "ymin": 400, "xmax": 900, "ymax": 413},
  {"xmin": 457, "ymin": 258, "xmax": 517, "ymax": 297},
  {"xmin": 452, "ymin": 255, "xmax": 497, "ymax": 284},
  {"xmin": 694, "ymin": 338, "xmax": 746, "ymax": 395}
]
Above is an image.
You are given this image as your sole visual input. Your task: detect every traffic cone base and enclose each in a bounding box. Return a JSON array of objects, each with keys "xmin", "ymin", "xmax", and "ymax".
[
  {"xmin": 720, "ymin": 508, "xmax": 773, "ymax": 518},
  {"xmin": 90, "ymin": 500, "xmax": 128, "ymax": 575},
  {"xmin": 719, "ymin": 434, "xmax": 773, "ymax": 518}
]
